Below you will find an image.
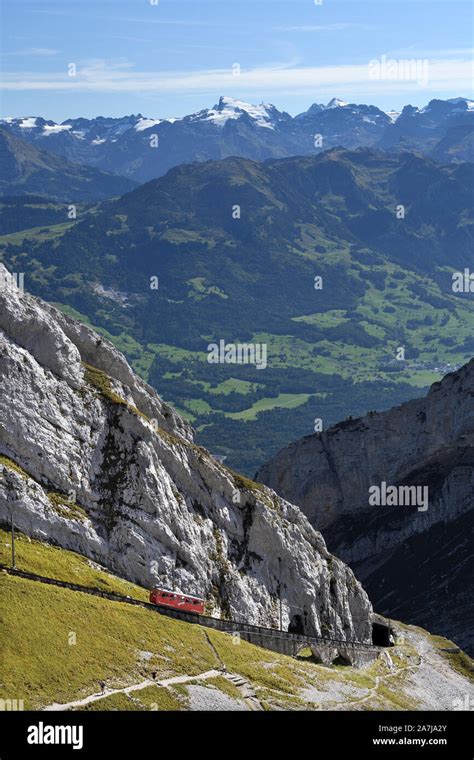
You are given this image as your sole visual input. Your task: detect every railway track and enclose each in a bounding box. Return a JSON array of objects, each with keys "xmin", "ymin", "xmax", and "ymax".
[{"xmin": 1, "ymin": 564, "xmax": 380, "ymax": 654}]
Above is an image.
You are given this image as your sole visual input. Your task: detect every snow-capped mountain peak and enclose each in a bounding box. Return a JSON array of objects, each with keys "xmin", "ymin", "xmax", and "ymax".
[
  {"xmin": 0, "ymin": 114, "xmax": 146, "ymax": 141},
  {"xmin": 446, "ymin": 97, "xmax": 474, "ymax": 111},
  {"xmin": 134, "ymin": 117, "xmax": 162, "ymax": 132},
  {"xmin": 1, "ymin": 116, "xmax": 42, "ymax": 130},
  {"xmin": 133, "ymin": 115, "xmax": 183, "ymax": 132},
  {"xmin": 326, "ymin": 98, "xmax": 349, "ymax": 109},
  {"xmin": 195, "ymin": 96, "xmax": 279, "ymax": 129}
]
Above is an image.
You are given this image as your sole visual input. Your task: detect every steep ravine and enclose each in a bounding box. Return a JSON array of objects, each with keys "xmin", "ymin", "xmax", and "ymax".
[
  {"xmin": 257, "ymin": 359, "xmax": 474, "ymax": 652},
  {"xmin": 0, "ymin": 265, "xmax": 372, "ymax": 642}
]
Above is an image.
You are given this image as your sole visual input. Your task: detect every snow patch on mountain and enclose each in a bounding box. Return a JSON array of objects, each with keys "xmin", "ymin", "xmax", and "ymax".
[
  {"xmin": 326, "ymin": 98, "xmax": 349, "ymax": 109},
  {"xmin": 197, "ymin": 97, "xmax": 277, "ymax": 129},
  {"xmin": 134, "ymin": 116, "xmax": 183, "ymax": 132},
  {"xmin": 134, "ymin": 118, "xmax": 162, "ymax": 132},
  {"xmin": 18, "ymin": 117, "xmax": 39, "ymax": 129},
  {"xmin": 447, "ymin": 97, "xmax": 474, "ymax": 111},
  {"xmin": 42, "ymin": 124, "xmax": 73, "ymax": 135}
]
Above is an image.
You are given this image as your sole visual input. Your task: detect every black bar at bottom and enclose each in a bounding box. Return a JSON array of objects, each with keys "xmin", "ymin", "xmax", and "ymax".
[{"xmin": 0, "ymin": 710, "xmax": 471, "ymax": 758}]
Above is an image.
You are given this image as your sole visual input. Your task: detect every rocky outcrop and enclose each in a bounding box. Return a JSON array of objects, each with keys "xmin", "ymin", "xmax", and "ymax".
[
  {"xmin": 256, "ymin": 360, "xmax": 474, "ymax": 652},
  {"xmin": 0, "ymin": 265, "xmax": 372, "ymax": 642}
]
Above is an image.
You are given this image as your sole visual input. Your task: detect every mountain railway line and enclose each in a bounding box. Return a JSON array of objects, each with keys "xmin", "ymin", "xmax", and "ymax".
[{"xmin": 0, "ymin": 564, "xmax": 384, "ymax": 663}]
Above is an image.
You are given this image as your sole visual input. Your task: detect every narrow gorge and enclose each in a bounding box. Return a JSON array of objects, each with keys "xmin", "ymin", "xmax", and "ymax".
[{"xmin": 257, "ymin": 360, "xmax": 474, "ymax": 653}]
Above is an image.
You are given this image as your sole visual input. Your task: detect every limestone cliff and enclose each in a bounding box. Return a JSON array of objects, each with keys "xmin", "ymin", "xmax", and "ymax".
[
  {"xmin": 0, "ymin": 265, "xmax": 372, "ymax": 642},
  {"xmin": 256, "ymin": 360, "xmax": 474, "ymax": 652}
]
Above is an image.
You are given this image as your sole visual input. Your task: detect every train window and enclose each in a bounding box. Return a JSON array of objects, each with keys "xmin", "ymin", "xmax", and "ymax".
[{"xmin": 162, "ymin": 593, "xmax": 167, "ymax": 598}]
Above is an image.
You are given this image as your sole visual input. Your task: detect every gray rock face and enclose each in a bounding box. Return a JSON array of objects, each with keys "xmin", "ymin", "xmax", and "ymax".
[
  {"xmin": 256, "ymin": 360, "xmax": 474, "ymax": 652},
  {"xmin": 0, "ymin": 265, "xmax": 372, "ymax": 642}
]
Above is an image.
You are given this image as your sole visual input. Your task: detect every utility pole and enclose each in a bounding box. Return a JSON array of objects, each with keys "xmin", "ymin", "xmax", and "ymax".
[
  {"xmin": 11, "ymin": 510, "xmax": 15, "ymax": 569},
  {"xmin": 278, "ymin": 556, "xmax": 282, "ymax": 632}
]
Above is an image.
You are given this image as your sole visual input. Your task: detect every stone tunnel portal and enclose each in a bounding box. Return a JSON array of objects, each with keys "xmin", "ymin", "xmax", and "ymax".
[
  {"xmin": 288, "ymin": 614, "xmax": 305, "ymax": 635},
  {"xmin": 372, "ymin": 620, "xmax": 393, "ymax": 646}
]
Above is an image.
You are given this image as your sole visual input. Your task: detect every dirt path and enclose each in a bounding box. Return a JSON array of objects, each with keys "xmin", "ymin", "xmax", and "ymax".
[
  {"xmin": 201, "ymin": 628, "xmax": 263, "ymax": 710},
  {"xmin": 43, "ymin": 669, "xmax": 222, "ymax": 711},
  {"xmin": 399, "ymin": 626, "xmax": 474, "ymax": 710},
  {"xmin": 331, "ymin": 658, "xmax": 421, "ymax": 710},
  {"xmin": 43, "ymin": 663, "xmax": 263, "ymax": 712}
]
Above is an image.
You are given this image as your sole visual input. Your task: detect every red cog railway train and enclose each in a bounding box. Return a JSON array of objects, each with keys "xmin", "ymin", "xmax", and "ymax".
[{"xmin": 149, "ymin": 587, "xmax": 206, "ymax": 614}]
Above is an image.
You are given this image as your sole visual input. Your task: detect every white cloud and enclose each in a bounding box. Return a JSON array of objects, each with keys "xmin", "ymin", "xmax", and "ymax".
[
  {"xmin": 3, "ymin": 47, "xmax": 60, "ymax": 57},
  {"xmin": 1, "ymin": 57, "xmax": 472, "ymax": 99},
  {"xmin": 31, "ymin": 8, "xmax": 222, "ymax": 27},
  {"xmin": 274, "ymin": 23, "xmax": 375, "ymax": 32},
  {"xmin": 386, "ymin": 46, "xmax": 474, "ymax": 58},
  {"xmin": 29, "ymin": 48, "xmax": 60, "ymax": 56}
]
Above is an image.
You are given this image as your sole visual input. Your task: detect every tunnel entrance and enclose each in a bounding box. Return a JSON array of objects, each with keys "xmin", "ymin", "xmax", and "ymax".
[
  {"xmin": 288, "ymin": 614, "xmax": 304, "ymax": 635},
  {"xmin": 372, "ymin": 621, "xmax": 393, "ymax": 647},
  {"xmin": 333, "ymin": 653, "xmax": 352, "ymax": 666}
]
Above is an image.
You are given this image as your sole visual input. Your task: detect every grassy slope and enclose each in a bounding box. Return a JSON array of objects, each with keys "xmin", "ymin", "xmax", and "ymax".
[
  {"xmin": 1, "ymin": 529, "xmax": 472, "ymax": 711},
  {"xmin": 0, "ymin": 527, "xmax": 148, "ymax": 602}
]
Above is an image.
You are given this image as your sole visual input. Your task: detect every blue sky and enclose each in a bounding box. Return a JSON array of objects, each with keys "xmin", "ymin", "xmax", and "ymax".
[{"xmin": 1, "ymin": 0, "xmax": 473, "ymax": 121}]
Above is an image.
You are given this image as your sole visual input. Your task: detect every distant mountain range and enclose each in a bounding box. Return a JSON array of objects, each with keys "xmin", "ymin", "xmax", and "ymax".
[
  {"xmin": 1, "ymin": 147, "xmax": 472, "ymax": 472},
  {"xmin": 2, "ymin": 96, "xmax": 473, "ymax": 184},
  {"xmin": 0, "ymin": 127, "xmax": 137, "ymax": 201}
]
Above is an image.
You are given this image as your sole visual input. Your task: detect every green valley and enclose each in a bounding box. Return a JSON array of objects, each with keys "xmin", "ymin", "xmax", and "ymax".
[{"xmin": 1, "ymin": 148, "xmax": 472, "ymax": 473}]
